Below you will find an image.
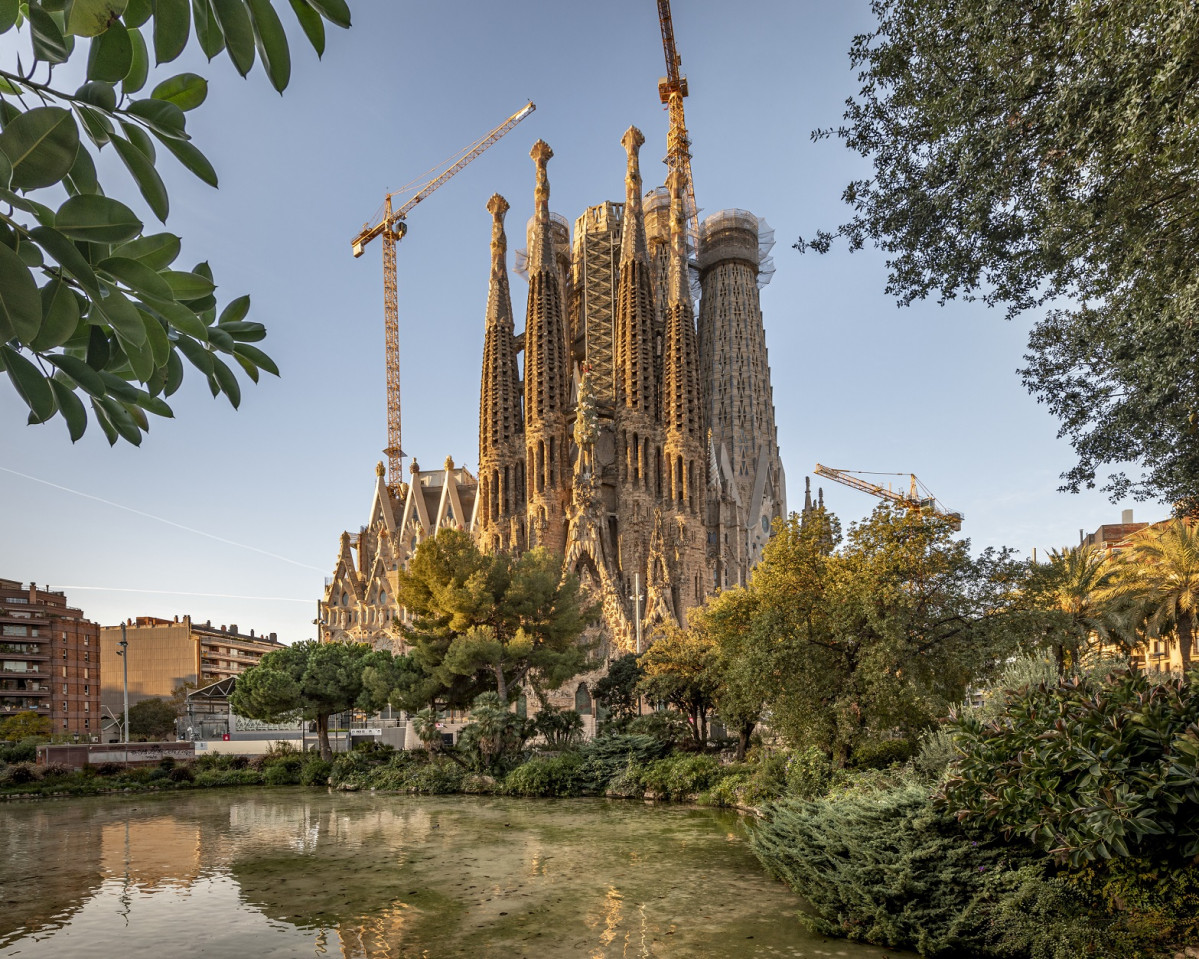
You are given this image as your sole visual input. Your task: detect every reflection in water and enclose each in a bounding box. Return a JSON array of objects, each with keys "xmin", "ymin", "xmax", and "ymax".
[{"xmin": 0, "ymin": 790, "xmax": 914, "ymax": 959}]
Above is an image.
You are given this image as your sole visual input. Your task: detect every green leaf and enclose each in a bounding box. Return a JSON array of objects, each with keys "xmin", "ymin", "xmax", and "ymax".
[
  {"xmin": 192, "ymin": 0, "xmax": 224, "ymax": 59},
  {"xmin": 304, "ymin": 0, "xmax": 348, "ymax": 28},
  {"xmin": 218, "ymin": 292, "xmax": 249, "ymax": 324},
  {"xmin": 113, "ymin": 231, "xmax": 179, "ymax": 268},
  {"xmin": 127, "ymin": 97, "xmax": 187, "ymax": 139},
  {"xmin": 115, "ymin": 323, "xmax": 155, "ymax": 379},
  {"xmin": 29, "ymin": 4, "xmax": 72, "ymax": 62},
  {"xmin": 123, "ymin": 25, "xmax": 149, "ymax": 94},
  {"xmin": 85, "ymin": 325, "xmax": 110, "ymax": 369},
  {"xmin": 32, "ymin": 278, "xmax": 82, "ymax": 349},
  {"xmin": 97, "ymin": 393, "xmax": 142, "ymax": 443},
  {"xmin": 30, "ymin": 224, "xmax": 100, "ymax": 292},
  {"xmin": 231, "ymin": 350, "xmax": 258, "ymax": 382},
  {"xmin": 207, "ymin": 324, "xmax": 234, "ymax": 351},
  {"xmin": 47, "ymin": 377, "xmax": 87, "ymax": 441},
  {"xmin": 74, "ymin": 80, "xmax": 117, "ymax": 110},
  {"xmin": 245, "ymin": 0, "xmax": 290, "ymax": 92},
  {"xmin": 164, "ymin": 347, "xmax": 183, "ymax": 393},
  {"xmin": 210, "ymin": 352, "xmax": 240, "ymax": 407},
  {"xmin": 162, "ymin": 268, "xmax": 214, "ymax": 299},
  {"xmin": 287, "ymin": 0, "xmax": 321, "ymax": 56},
  {"xmin": 93, "ymin": 284, "xmax": 147, "ymax": 345},
  {"xmin": 118, "ymin": 119, "xmax": 156, "ymax": 160},
  {"xmin": 14, "ymin": 236, "xmax": 43, "ymax": 268},
  {"xmin": 152, "ymin": 0, "xmax": 190, "ymax": 63},
  {"xmin": 142, "ymin": 295, "xmax": 210, "ymax": 338},
  {"xmin": 1, "ymin": 344, "xmax": 55, "ymax": 420},
  {"xmin": 211, "ymin": 0, "xmax": 254, "ymax": 76},
  {"xmin": 151, "ymin": 71, "xmax": 207, "ymax": 110},
  {"xmin": 46, "ymin": 352, "xmax": 105, "ymax": 395},
  {"xmin": 68, "ymin": 0, "xmax": 129, "ymax": 36},
  {"xmin": 98, "ymin": 370, "xmax": 139, "ymax": 401},
  {"xmin": 131, "ymin": 384, "xmax": 172, "ymax": 417},
  {"xmin": 86, "ymin": 19, "xmax": 132, "ymax": 81},
  {"xmin": 218, "ymin": 319, "xmax": 265, "ymax": 341},
  {"xmin": 110, "ymin": 131, "xmax": 169, "ymax": 221},
  {"xmin": 233, "ymin": 342, "xmax": 277, "ymax": 375},
  {"xmin": 0, "ymin": 0, "xmax": 19, "ymax": 34},
  {"xmin": 64, "ymin": 142, "xmax": 99, "ymax": 194},
  {"xmin": 174, "ymin": 332, "xmax": 213, "ymax": 373},
  {"xmin": 0, "ymin": 106, "xmax": 80, "ymax": 191},
  {"xmin": 98, "ymin": 254, "xmax": 173, "ymax": 298},
  {"xmin": 0, "ymin": 239, "xmax": 42, "ymax": 344},
  {"xmin": 124, "ymin": 0, "xmax": 151, "ymax": 26},
  {"xmin": 56, "ymin": 194, "xmax": 143, "ymax": 243},
  {"xmin": 0, "ymin": 151, "xmax": 11, "ymax": 190},
  {"xmin": 72, "ymin": 103, "xmax": 113, "ymax": 147},
  {"xmin": 139, "ymin": 308, "xmax": 170, "ymax": 364},
  {"xmin": 154, "ymin": 132, "xmax": 217, "ymax": 186},
  {"xmin": 91, "ymin": 396, "xmax": 119, "ymax": 444}
]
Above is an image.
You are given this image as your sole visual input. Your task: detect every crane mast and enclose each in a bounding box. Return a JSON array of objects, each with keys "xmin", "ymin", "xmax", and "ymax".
[
  {"xmin": 813, "ymin": 463, "xmax": 964, "ymax": 530},
  {"xmin": 352, "ymin": 101, "xmax": 536, "ymax": 493},
  {"xmin": 657, "ymin": 0, "xmax": 700, "ymax": 241}
]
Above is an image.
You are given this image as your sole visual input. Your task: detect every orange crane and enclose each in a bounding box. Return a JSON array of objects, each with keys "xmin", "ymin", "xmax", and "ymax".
[
  {"xmin": 352, "ymin": 101, "xmax": 536, "ymax": 493},
  {"xmin": 813, "ymin": 464, "xmax": 964, "ymax": 531},
  {"xmin": 656, "ymin": 0, "xmax": 700, "ymax": 241}
]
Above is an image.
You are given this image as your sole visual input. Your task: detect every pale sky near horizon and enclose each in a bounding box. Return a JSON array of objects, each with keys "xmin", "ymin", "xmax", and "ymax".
[{"xmin": 0, "ymin": 1, "xmax": 1164, "ymax": 646}]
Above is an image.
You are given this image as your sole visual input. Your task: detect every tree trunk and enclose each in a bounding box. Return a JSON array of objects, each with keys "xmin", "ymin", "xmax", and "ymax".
[
  {"xmin": 317, "ymin": 714, "xmax": 333, "ymax": 761},
  {"xmin": 495, "ymin": 664, "xmax": 507, "ymax": 703},
  {"xmin": 736, "ymin": 720, "xmax": 755, "ymax": 762},
  {"xmin": 1179, "ymin": 610, "xmax": 1194, "ymax": 671}
]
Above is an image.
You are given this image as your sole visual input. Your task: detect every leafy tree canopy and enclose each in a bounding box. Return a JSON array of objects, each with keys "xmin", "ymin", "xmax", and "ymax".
[
  {"xmin": 229, "ymin": 639, "xmax": 385, "ymax": 759},
  {"xmin": 394, "ymin": 529, "xmax": 597, "ymax": 707},
  {"xmin": 807, "ymin": 0, "xmax": 1199, "ymax": 508},
  {"xmin": 0, "ymin": 0, "xmax": 351, "ymax": 445},
  {"xmin": 0, "ymin": 709, "xmax": 50, "ymax": 740},
  {"xmin": 127, "ymin": 696, "xmax": 176, "ymax": 740}
]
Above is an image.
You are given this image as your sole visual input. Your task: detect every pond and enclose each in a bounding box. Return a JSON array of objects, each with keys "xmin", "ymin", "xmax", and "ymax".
[{"xmin": 0, "ymin": 789, "xmax": 914, "ymax": 958}]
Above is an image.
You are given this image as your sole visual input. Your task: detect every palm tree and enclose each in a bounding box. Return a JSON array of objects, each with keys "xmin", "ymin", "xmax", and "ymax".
[
  {"xmin": 1107, "ymin": 521, "xmax": 1199, "ymax": 671},
  {"xmin": 1037, "ymin": 544, "xmax": 1126, "ymax": 670}
]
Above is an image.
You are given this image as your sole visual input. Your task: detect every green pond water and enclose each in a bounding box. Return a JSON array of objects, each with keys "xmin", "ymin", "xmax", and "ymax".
[{"xmin": 0, "ymin": 789, "xmax": 916, "ymax": 958}]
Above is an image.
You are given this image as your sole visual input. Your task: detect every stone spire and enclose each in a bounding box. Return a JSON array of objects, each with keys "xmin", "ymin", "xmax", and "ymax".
[
  {"xmin": 523, "ymin": 140, "xmax": 570, "ymax": 553},
  {"xmin": 615, "ymin": 126, "xmax": 656, "ymax": 416},
  {"xmin": 477, "ymin": 194, "xmax": 526, "ymax": 550},
  {"xmin": 661, "ymin": 167, "xmax": 703, "ymax": 506}
]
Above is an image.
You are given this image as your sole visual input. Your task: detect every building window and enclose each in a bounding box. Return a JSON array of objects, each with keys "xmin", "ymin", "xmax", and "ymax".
[
  {"xmin": 62, "ymin": 684, "xmax": 67, "ymax": 695},
  {"xmin": 83, "ymin": 685, "xmax": 88, "ymax": 695},
  {"xmin": 84, "ymin": 719, "xmax": 89, "ymax": 730},
  {"xmin": 83, "ymin": 652, "xmax": 88, "ymax": 662},
  {"xmin": 62, "ymin": 719, "xmax": 67, "ymax": 729},
  {"xmin": 2, "ymin": 625, "xmax": 28, "ymax": 637},
  {"xmin": 83, "ymin": 636, "xmax": 88, "ymax": 645},
  {"xmin": 83, "ymin": 702, "xmax": 88, "ymax": 712},
  {"xmin": 83, "ymin": 668, "xmax": 88, "ymax": 680},
  {"xmin": 62, "ymin": 650, "xmax": 67, "ymax": 660}
]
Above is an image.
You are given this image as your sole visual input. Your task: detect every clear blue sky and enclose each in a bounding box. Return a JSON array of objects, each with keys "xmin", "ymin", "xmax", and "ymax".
[{"xmin": 0, "ymin": 1, "xmax": 1162, "ymax": 645}]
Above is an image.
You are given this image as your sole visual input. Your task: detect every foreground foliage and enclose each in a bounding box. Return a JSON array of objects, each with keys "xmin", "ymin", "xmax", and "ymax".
[
  {"xmin": 1, "ymin": 0, "xmax": 352, "ymax": 443},
  {"xmin": 807, "ymin": 0, "xmax": 1199, "ymax": 507}
]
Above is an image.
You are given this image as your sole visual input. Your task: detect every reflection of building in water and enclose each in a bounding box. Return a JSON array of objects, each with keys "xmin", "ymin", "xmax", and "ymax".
[
  {"xmin": 0, "ymin": 803, "xmax": 104, "ymax": 943},
  {"xmin": 100, "ymin": 816, "xmax": 203, "ymax": 889}
]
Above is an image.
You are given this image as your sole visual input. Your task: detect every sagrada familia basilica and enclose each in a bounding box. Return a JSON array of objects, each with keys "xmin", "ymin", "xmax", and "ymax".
[{"xmin": 319, "ymin": 125, "xmax": 785, "ymax": 659}]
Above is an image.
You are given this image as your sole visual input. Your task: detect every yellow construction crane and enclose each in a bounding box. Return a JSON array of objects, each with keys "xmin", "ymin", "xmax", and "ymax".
[
  {"xmin": 352, "ymin": 101, "xmax": 536, "ymax": 493},
  {"xmin": 813, "ymin": 464, "xmax": 964, "ymax": 531},
  {"xmin": 656, "ymin": 0, "xmax": 700, "ymax": 241}
]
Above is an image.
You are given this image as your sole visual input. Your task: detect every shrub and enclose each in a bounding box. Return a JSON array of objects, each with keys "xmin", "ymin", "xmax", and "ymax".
[
  {"xmin": 532, "ymin": 706, "xmax": 584, "ymax": 750},
  {"xmin": 625, "ymin": 711, "xmax": 688, "ymax": 746},
  {"xmin": 783, "ymin": 746, "xmax": 833, "ymax": 799},
  {"xmin": 264, "ymin": 762, "xmax": 300, "ymax": 786},
  {"xmin": 604, "ymin": 758, "xmax": 644, "ymax": 798},
  {"xmin": 943, "ymin": 663, "xmax": 1199, "ymax": 867},
  {"xmin": 0, "ymin": 738, "xmax": 38, "ymax": 764},
  {"xmin": 193, "ymin": 768, "xmax": 263, "ymax": 788},
  {"xmin": 300, "ymin": 758, "xmax": 332, "ymax": 787},
  {"xmin": 504, "ymin": 753, "xmax": 586, "ymax": 797},
  {"xmin": 461, "ymin": 773, "xmax": 500, "ymax": 794},
  {"xmin": 157, "ymin": 756, "xmax": 177, "ymax": 772},
  {"xmin": 0, "ymin": 762, "xmax": 42, "ymax": 786},
  {"xmin": 400, "ymin": 757, "xmax": 465, "ymax": 794},
  {"xmin": 329, "ymin": 750, "xmax": 374, "ymax": 790},
  {"xmin": 40, "ymin": 762, "xmax": 72, "ymax": 779},
  {"xmin": 703, "ymin": 771, "xmax": 756, "ymax": 807},
  {"xmin": 168, "ymin": 765, "xmax": 195, "ymax": 783},
  {"xmin": 852, "ymin": 737, "xmax": 917, "ymax": 770},
  {"xmin": 752, "ymin": 785, "xmax": 1032, "ymax": 955},
  {"xmin": 575, "ymin": 733, "xmax": 671, "ymax": 792},
  {"xmin": 640, "ymin": 754, "xmax": 722, "ymax": 800}
]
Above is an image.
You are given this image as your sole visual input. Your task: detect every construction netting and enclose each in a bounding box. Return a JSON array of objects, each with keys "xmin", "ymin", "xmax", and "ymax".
[
  {"xmin": 513, "ymin": 213, "xmax": 571, "ymax": 279},
  {"xmin": 699, "ymin": 209, "xmax": 775, "ymax": 288}
]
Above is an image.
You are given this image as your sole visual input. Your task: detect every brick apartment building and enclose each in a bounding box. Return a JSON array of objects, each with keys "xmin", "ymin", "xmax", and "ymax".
[
  {"xmin": 0, "ymin": 579, "xmax": 101, "ymax": 739},
  {"xmin": 99, "ymin": 616, "xmax": 285, "ymax": 718}
]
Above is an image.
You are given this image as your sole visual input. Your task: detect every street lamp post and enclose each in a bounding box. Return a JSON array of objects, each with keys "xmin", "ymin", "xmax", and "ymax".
[
  {"xmin": 629, "ymin": 573, "xmax": 644, "ymax": 716},
  {"xmin": 117, "ymin": 623, "xmax": 129, "ymax": 744}
]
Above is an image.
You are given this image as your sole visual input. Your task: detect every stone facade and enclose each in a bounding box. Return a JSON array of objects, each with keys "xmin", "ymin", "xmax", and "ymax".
[{"xmin": 321, "ymin": 124, "xmax": 785, "ymax": 663}]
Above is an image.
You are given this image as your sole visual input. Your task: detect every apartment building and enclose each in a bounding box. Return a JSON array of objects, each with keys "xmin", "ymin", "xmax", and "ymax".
[{"xmin": 0, "ymin": 579, "xmax": 101, "ymax": 739}]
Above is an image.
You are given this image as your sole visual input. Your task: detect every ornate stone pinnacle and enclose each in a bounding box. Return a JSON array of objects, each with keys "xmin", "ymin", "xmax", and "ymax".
[
  {"xmin": 531, "ymin": 139, "xmax": 553, "ymax": 212},
  {"xmin": 487, "ymin": 193, "xmax": 509, "ymax": 270},
  {"xmin": 410, "ymin": 459, "xmax": 420, "ymax": 474},
  {"xmin": 444, "ymin": 455, "xmax": 455, "ymax": 471},
  {"xmin": 376, "ymin": 460, "xmax": 385, "ymax": 478},
  {"xmin": 621, "ymin": 126, "xmax": 645, "ymax": 178}
]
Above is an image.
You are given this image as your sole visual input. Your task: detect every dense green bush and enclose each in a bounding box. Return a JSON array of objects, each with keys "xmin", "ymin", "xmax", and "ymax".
[
  {"xmin": 943, "ymin": 664, "xmax": 1199, "ymax": 867},
  {"xmin": 0, "ymin": 739, "xmax": 38, "ymax": 764},
  {"xmin": 752, "ymin": 785, "xmax": 1031, "ymax": 956},
  {"xmin": 625, "ymin": 711, "xmax": 689, "ymax": 746},
  {"xmin": 193, "ymin": 768, "xmax": 263, "ymax": 788},
  {"xmin": 504, "ymin": 753, "xmax": 586, "ymax": 797},
  {"xmin": 576, "ymin": 733, "xmax": 671, "ymax": 792},
  {"xmin": 264, "ymin": 763, "xmax": 299, "ymax": 786},
  {"xmin": 168, "ymin": 765, "xmax": 195, "ymax": 783},
  {"xmin": 640, "ymin": 754, "xmax": 722, "ymax": 800},
  {"xmin": 0, "ymin": 762, "xmax": 41, "ymax": 786},
  {"xmin": 852, "ymin": 737, "xmax": 917, "ymax": 770},
  {"xmin": 300, "ymin": 758, "xmax": 332, "ymax": 787},
  {"xmin": 396, "ymin": 757, "xmax": 465, "ymax": 794},
  {"xmin": 93, "ymin": 761, "xmax": 124, "ymax": 777},
  {"xmin": 783, "ymin": 746, "xmax": 833, "ymax": 799}
]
